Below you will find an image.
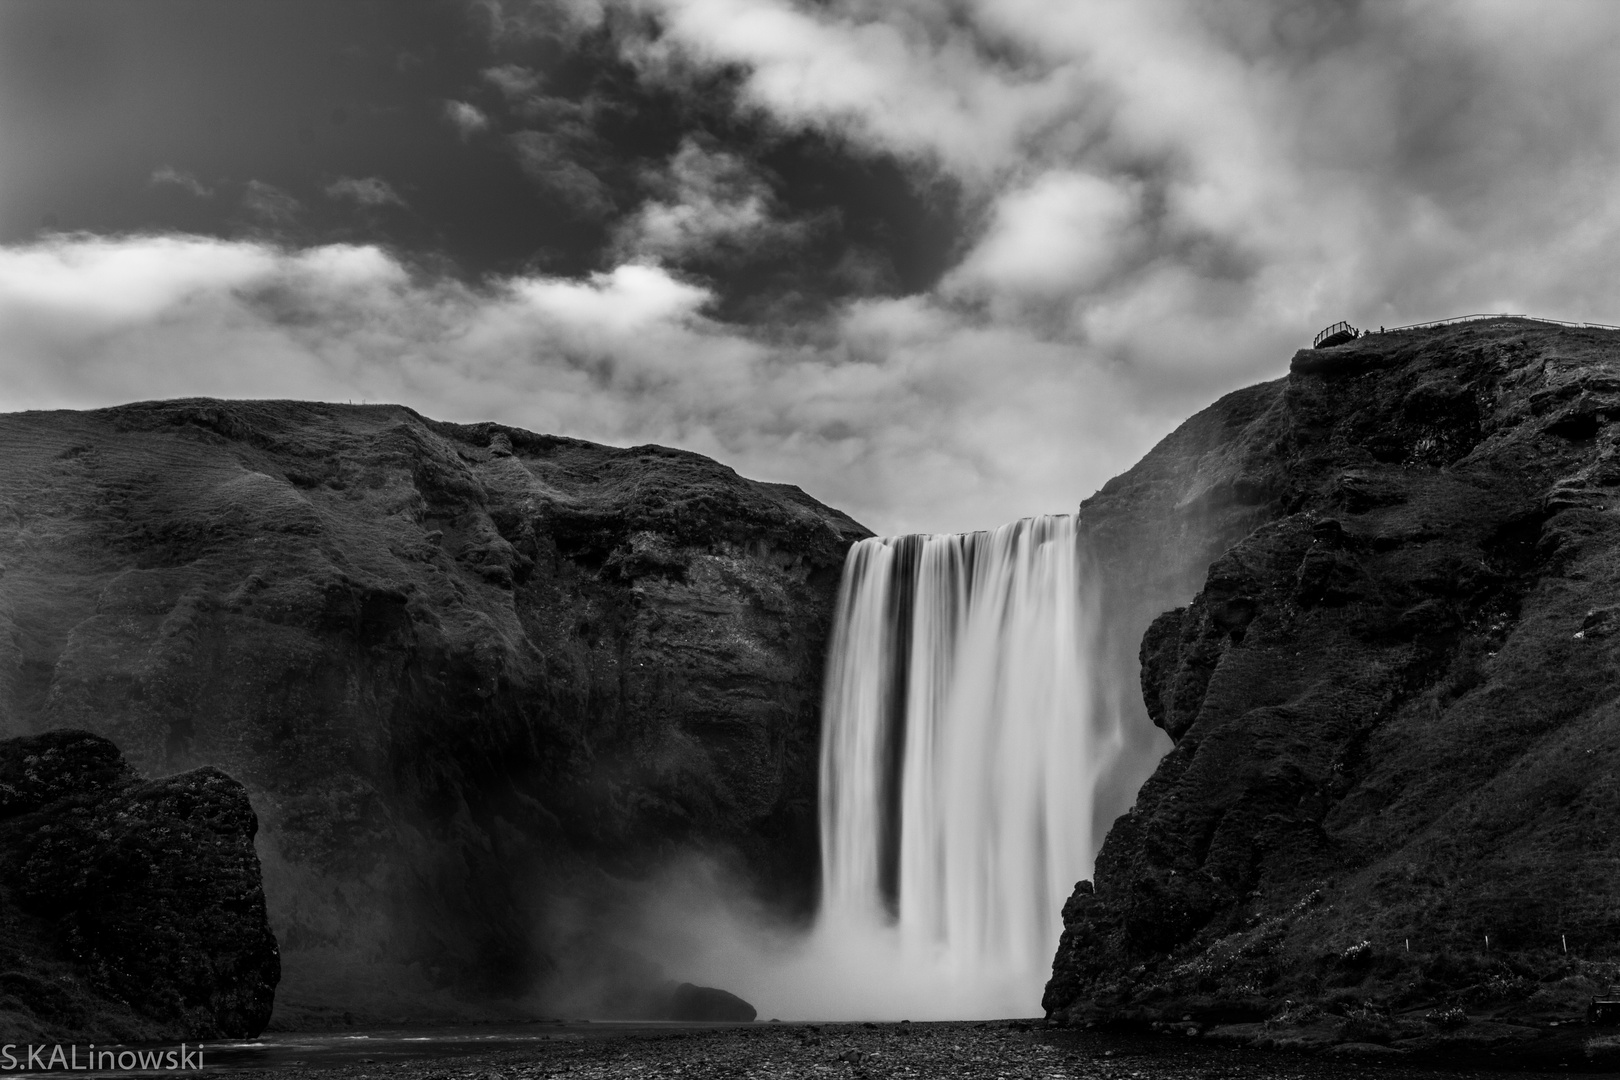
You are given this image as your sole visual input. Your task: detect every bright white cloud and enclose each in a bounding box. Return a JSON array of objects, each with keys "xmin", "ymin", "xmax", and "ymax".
[
  {"xmin": 947, "ymin": 171, "xmax": 1140, "ymax": 306},
  {"xmin": 0, "ymin": 235, "xmax": 1153, "ymax": 534},
  {"xmin": 628, "ymin": 0, "xmax": 1081, "ymax": 178}
]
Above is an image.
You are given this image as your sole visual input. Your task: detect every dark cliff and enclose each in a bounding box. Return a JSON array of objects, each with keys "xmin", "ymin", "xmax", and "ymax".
[
  {"xmin": 1076, "ymin": 379, "xmax": 1287, "ymax": 844},
  {"xmin": 0, "ymin": 729, "xmax": 278, "ymax": 1040},
  {"xmin": 0, "ymin": 399, "xmax": 869, "ymax": 1023},
  {"xmin": 1048, "ymin": 318, "xmax": 1620, "ymax": 1059}
]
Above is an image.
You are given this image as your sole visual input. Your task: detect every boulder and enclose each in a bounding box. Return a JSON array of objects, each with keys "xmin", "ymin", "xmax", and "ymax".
[
  {"xmin": 667, "ymin": 982, "xmax": 757, "ymax": 1022},
  {"xmin": 0, "ymin": 730, "xmax": 278, "ymax": 1040}
]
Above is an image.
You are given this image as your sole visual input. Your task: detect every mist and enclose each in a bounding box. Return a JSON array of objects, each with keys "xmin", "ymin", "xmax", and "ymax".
[{"xmin": 598, "ymin": 853, "xmax": 1045, "ymax": 1022}]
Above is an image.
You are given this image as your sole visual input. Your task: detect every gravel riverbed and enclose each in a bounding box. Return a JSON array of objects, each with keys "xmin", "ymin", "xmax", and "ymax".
[{"xmin": 203, "ymin": 1021, "xmax": 1586, "ymax": 1080}]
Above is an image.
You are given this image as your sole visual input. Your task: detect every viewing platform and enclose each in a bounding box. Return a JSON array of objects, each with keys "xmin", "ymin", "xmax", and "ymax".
[{"xmin": 1313, "ymin": 321, "xmax": 1359, "ymax": 348}]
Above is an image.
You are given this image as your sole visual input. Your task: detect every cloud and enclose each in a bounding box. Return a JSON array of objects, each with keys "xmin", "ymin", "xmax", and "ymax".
[
  {"xmin": 324, "ymin": 176, "xmax": 407, "ymax": 209},
  {"xmin": 615, "ymin": 139, "xmax": 792, "ymax": 263},
  {"xmin": 484, "ymin": 63, "xmax": 544, "ymax": 101},
  {"xmin": 443, "ymin": 99, "xmax": 491, "ymax": 137},
  {"xmin": 608, "ymin": 0, "xmax": 1620, "ymax": 390},
  {"xmin": 946, "ymin": 170, "xmax": 1140, "ymax": 310},
  {"xmin": 241, "ymin": 180, "xmax": 302, "ymax": 226},
  {"xmin": 509, "ymin": 131, "xmax": 616, "ymax": 217},
  {"xmin": 623, "ymin": 0, "xmax": 1080, "ymax": 179},
  {"xmin": 148, "ymin": 166, "xmax": 213, "ymax": 198},
  {"xmin": 473, "ymin": 0, "xmax": 606, "ymax": 41},
  {"xmin": 0, "ymin": 234, "xmax": 1156, "ymax": 534},
  {"xmin": 15, "ymin": 1, "xmax": 1620, "ymax": 539},
  {"xmin": 481, "ymin": 65, "xmax": 605, "ymax": 132}
]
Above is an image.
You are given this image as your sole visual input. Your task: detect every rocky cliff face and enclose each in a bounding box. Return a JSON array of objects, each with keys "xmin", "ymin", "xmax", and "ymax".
[
  {"xmin": 0, "ymin": 729, "xmax": 278, "ymax": 1040},
  {"xmin": 0, "ymin": 400, "xmax": 869, "ymax": 1023},
  {"xmin": 1048, "ymin": 319, "xmax": 1620, "ymax": 1057},
  {"xmin": 1075, "ymin": 380, "xmax": 1287, "ymax": 845}
]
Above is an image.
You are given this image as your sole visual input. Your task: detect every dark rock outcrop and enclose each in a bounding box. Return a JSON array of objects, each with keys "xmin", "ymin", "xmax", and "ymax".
[
  {"xmin": 0, "ymin": 729, "xmax": 278, "ymax": 1040},
  {"xmin": 0, "ymin": 400, "xmax": 869, "ymax": 1023},
  {"xmin": 1048, "ymin": 319, "xmax": 1620, "ymax": 1057},
  {"xmin": 666, "ymin": 982, "xmax": 757, "ymax": 1022}
]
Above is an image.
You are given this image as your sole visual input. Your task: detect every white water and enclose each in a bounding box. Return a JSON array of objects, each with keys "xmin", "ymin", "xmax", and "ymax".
[{"xmin": 813, "ymin": 514, "xmax": 1120, "ymax": 1017}]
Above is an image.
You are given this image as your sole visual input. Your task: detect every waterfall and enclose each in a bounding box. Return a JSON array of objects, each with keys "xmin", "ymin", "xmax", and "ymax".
[{"xmin": 817, "ymin": 515, "xmax": 1117, "ymax": 1013}]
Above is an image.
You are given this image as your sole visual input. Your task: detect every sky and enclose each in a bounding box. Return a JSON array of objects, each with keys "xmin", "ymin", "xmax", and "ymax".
[{"xmin": 4, "ymin": 1, "xmax": 1620, "ymax": 535}]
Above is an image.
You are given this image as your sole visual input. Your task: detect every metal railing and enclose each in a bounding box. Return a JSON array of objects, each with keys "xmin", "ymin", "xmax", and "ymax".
[
  {"xmin": 1313, "ymin": 320, "xmax": 1357, "ymax": 347},
  {"xmin": 1376, "ymin": 312, "xmax": 1620, "ymax": 335}
]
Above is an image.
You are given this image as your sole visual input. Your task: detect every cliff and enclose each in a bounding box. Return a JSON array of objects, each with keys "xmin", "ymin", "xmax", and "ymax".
[
  {"xmin": 0, "ymin": 729, "xmax": 278, "ymax": 1040},
  {"xmin": 1075, "ymin": 379, "xmax": 1287, "ymax": 846},
  {"xmin": 0, "ymin": 399, "xmax": 869, "ymax": 1023},
  {"xmin": 1048, "ymin": 318, "xmax": 1620, "ymax": 1063}
]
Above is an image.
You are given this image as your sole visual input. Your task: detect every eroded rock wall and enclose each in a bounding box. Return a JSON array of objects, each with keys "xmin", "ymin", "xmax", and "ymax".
[
  {"xmin": 1075, "ymin": 379, "xmax": 1290, "ymax": 840},
  {"xmin": 1049, "ymin": 319, "xmax": 1620, "ymax": 1046},
  {"xmin": 0, "ymin": 400, "xmax": 869, "ymax": 1022}
]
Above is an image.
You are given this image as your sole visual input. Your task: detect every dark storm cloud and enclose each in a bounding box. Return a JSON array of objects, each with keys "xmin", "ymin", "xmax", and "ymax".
[{"xmin": 7, "ymin": 0, "xmax": 1620, "ymax": 536}]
